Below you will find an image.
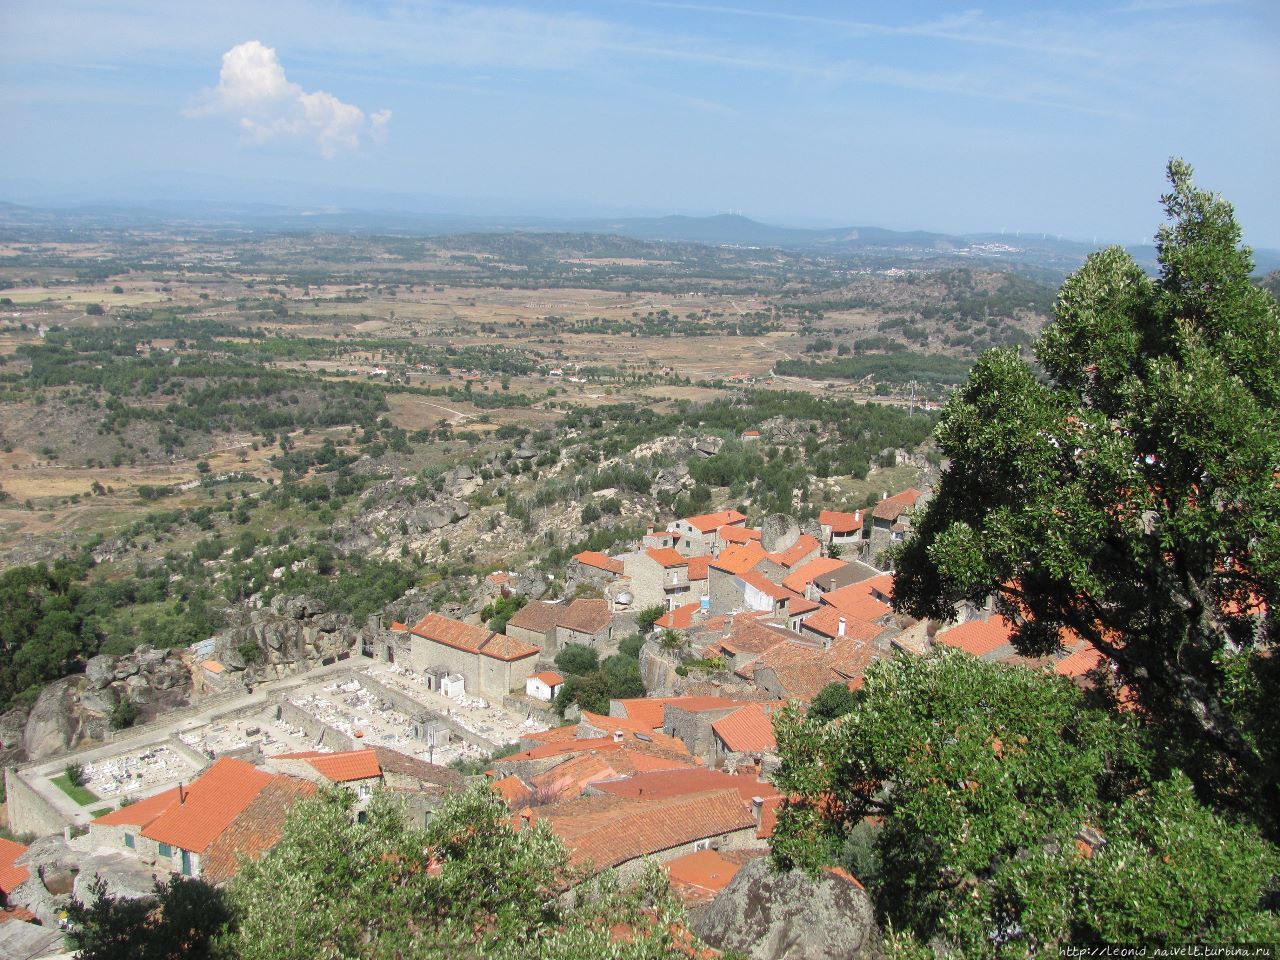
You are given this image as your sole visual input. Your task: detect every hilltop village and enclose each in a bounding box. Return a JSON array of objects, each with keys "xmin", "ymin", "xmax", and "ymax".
[{"xmin": 0, "ymin": 479, "xmax": 1116, "ymax": 954}]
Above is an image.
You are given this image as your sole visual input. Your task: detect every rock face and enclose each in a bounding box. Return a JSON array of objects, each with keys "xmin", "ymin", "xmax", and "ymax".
[
  {"xmin": 760, "ymin": 514, "xmax": 801, "ymax": 554},
  {"xmin": 21, "ymin": 647, "xmax": 194, "ymax": 760},
  {"xmin": 215, "ymin": 595, "xmax": 365, "ymax": 680},
  {"xmin": 691, "ymin": 857, "xmax": 882, "ymax": 960}
]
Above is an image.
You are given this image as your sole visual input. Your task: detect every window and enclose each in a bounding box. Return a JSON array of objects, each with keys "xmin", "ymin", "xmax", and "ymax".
[
  {"xmin": 158, "ymin": 843, "xmax": 172, "ymax": 858},
  {"xmin": 693, "ymin": 839, "xmax": 711, "ymax": 852},
  {"xmin": 124, "ymin": 834, "xmax": 135, "ymax": 849},
  {"xmin": 180, "ymin": 850, "xmax": 193, "ymax": 877}
]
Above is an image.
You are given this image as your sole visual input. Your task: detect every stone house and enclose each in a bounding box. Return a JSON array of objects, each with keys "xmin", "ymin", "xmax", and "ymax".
[
  {"xmin": 555, "ymin": 598, "xmax": 613, "ymax": 650},
  {"xmin": 624, "ymin": 547, "xmax": 694, "ymax": 611},
  {"xmin": 401, "ymin": 613, "xmax": 540, "ymax": 702},
  {"xmin": 569, "ymin": 551, "xmax": 624, "ymax": 584},
  {"xmin": 706, "ymin": 544, "xmax": 783, "ymax": 616},
  {"xmin": 670, "ymin": 510, "xmax": 748, "ymax": 556},
  {"xmin": 505, "ymin": 601, "xmax": 565, "ymax": 651},
  {"xmin": 89, "ymin": 757, "xmax": 297, "ymax": 882},
  {"xmin": 818, "ymin": 509, "xmax": 863, "ymax": 547}
]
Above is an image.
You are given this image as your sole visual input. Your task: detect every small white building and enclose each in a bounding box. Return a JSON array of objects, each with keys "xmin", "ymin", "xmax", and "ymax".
[{"xmin": 526, "ymin": 671, "xmax": 565, "ymax": 702}]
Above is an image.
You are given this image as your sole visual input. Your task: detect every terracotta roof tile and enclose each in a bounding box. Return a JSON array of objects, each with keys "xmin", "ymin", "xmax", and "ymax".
[
  {"xmin": 710, "ymin": 543, "xmax": 768, "ymax": 576},
  {"xmin": 683, "ymin": 510, "xmax": 748, "ymax": 534},
  {"xmin": 1054, "ymin": 640, "xmax": 1107, "ymax": 678},
  {"xmin": 718, "ymin": 526, "xmax": 762, "ymax": 545},
  {"xmin": 273, "ymin": 749, "xmax": 382, "ymax": 783},
  {"xmin": 664, "ymin": 849, "xmax": 746, "ymax": 904},
  {"xmin": 532, "ymin": 671, "xmax": 565, "ymax": 686},
  {"xmin": 798, "ymin": 606, "xmax": 886, "ymax": 642},
  {"xmin": 95, "ymin": 758, "xmax": 277, "ymax": 855},
  {"xmin": 686, "ymin": 556, "xmax": 712, "ymax": 581},
  {"xmin": 646, "ymin": 547, "xmax": 689, "ymax": 568},
  {"xmin": 656, "ymin": 601, "xmax": 701, "ymax": 630},
  {"xmin": 201, "ymin": 776, "xmax": 316, "ymax": 885},
  {"xmin": 711, "ymin": 704, "xmax": 778, "ymax": 753},
  {"xmin": 411, "ymin": 612, "xmax": 539, "ymax": 661},
  {"xmin": 369, "ymin": 747, "xmax": 465, "ymax": 792},
  {"xmin": 819, "ymin": 510, "xmax": 863, "ymax": 534},
  {"xmin": 782, "ymin": 557, "xmax": 848, "ymax": 594},
  {"xmin": 750, "ymin": 635, "xmax": 885, "ymax": 701},
  {"xmin": 558, "ymin": 599, "xmax": 611, "ymax": 635},
  {"xmin": 506, "ymin": 601, "xmax": 564, "ymax": 634},
  {"xmin": 531, "ymin": 789, "xmax": 756, "ymax": 872},
  {"xmin": 592, "ymin": 768, "xmax": 779, "ymax": 806},
  {"xmin": 819, "ymin": 578, "xmax": 893, "ymax": 622},
  {"xmin": 716, "ymin": 614, "xmax": 796, "ymax": 657},
  {"xmin": 573, "ymin": 551, "xmax": 624, "ymax": 575},
  {"xmin": 938, "ymin": 616, "xmax": 1016, "ymax": 658},
  {"xmin": 0, "ymin": 838, "xmax": 30, "ymax": 895},
  {"xmin": 767, "ymin": 534, "xmax": 821, "ymax": 569},
  {"xmin": 489, "ymin": 775, "xmax": 532, "ymax": 807},
  {"xmin": 871, "ymin": 488, "xmax": 922, "ymax": 521}
]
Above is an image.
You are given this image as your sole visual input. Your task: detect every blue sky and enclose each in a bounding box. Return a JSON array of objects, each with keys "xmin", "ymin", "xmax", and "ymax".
[{"xmin": 2, "ymin": 0, "xmax": 1277, "ymax": 245}]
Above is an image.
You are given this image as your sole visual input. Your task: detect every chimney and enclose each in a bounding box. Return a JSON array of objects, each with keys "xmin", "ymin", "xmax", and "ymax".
[
  {"xmin": 882, "ymin": 491, "xmax": 888, "ymax": 500},
  {"xmin": 613, "ymin": 730, "xmax": 624, "ymax": 743},
  {"xmin": 751, "ymin": 796, "xmax": 764, "ymax": 821},
  {"xmin": 837, "ymin": 617, "xmax": 847, "ymax": 637},
  {"xmin": 178, "ymin": 782, "xmax": 185, "ymax": 805},
  {"xmin": 854, "ymin": 510, "xmax": 861, "ymax": 522}
]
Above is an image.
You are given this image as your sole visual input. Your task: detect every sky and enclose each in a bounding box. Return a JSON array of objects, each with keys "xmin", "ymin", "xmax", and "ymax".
[{"xmin": 2, "ymin": 0, "xmax": 1278, "ymax": 246}]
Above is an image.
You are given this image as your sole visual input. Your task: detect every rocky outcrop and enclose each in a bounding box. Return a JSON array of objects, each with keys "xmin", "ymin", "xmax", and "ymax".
[
  {"xmin": 638, "ymin": 640, "xmax": 682, "ymax": 696},
  {"xmin": 760, "ymin": 514, "xmax": 801, "ymax": 553},
  {"xmin": 21, "ymin": 647, "xmax": 193, "ymax": 760},
  {"xmin": 214, "ymin": 595, "xmax": 365, "ymax": 681},
  {"xmin": 691, "ymin": 857, "xmax": 882, "ymax": 960},
  {"xmin": 11, "ymin": 835, "xmax": 160, "ymax": 926}
]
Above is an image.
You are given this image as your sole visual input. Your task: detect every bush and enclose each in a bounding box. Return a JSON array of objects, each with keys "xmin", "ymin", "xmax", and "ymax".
[
  {"xmin": 238, "ymin": 641, "xmax": 262, "ymax": 665},
  {"xmin": 635, "ymin": 605, "xmax": 666, "ymax": 634},
  {"xmin": 109, "ymin": 697, "xmax": 138, "ymax": 730},
  {"xmin": 65, "ymin": 762, "xmax": 87, "ymax": 787},
  {"xmin": 554, "ymin": 644, "xmax": 599, "ymax": 676}
]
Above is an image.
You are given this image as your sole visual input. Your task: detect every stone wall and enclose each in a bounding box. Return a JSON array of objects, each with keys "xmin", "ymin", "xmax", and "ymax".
[
  {"xmin": 663, "ymin": 704, "xmax": 741, "ymax": 760},
  {"xmin": 4, "ymin": 767, "xmax": 71, "ymax": 837},
  {"xmin": 275, "ymin": 701, "xmax": 357, "ymax": 752}
]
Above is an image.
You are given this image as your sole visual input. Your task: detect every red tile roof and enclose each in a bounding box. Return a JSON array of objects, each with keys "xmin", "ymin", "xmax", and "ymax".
[
  {"xmin": 558, "ymin": 598, "xmax": 611, "ymax": 635},
  {"xmin": 748, "ymin": 635, "xmax": 885, "ymax": 701},
  {"xmin": 612, "ymin": 695, "xmax": 758, "ymax": 730},
  {"xmin": 665, "ymin": 849, "xmax": 747, "ymax": 904},
  {"xmin": 710, "ymin": 542, "xmax": 768, "ymax": 576},
  {"xmin": 819, "ymin": 510, "xmax": 863, "ymax": 534},
  {"xmin": 937, "ymin": 616, "xmax": 1016, "ymax": 657},
  {"xmin": 594, "ymin": 767, "xmax": 780, "ymax": 806},
  {"xmin": 715, "ymin": 614, "xmax": 795, "ymax": 657},
  {"xmin": 506, "ymin": 601, "xmax": 564, "ymax": 635},
  {"xmin": 656, "ymin": 601, "xmax": 701, "ymax": 630},
  {"xmin": 871, "ymin": 488, "xmax": 922, "ymax": 521},
  {"xmin": 646, "ymin": 547, "xmax": 689, "ymax": 569},
  {"xmin": 738, "ymin": 570, "xmax": 800, "ymax": 604},
  {"xmin": 0, "ymin": 838, "xmax": 30, "ymax": 895},
  {"xmin": 573, "ymin": 551, "xmax": 624, "ymax": 575},
  {"xmin": 531, "ymin": 671, "xmax": 565, "ymax": 686},
  {"xmin": 273, "ymin": 749, "xmax": 382, "ymax": 783},
  {"xmin": 490, "ymin": 774, "xmax": 532, "ymax": 807},
  {"xmin": 711, "ymin": 704, "xmax": 777, "ymax": 753},
  {"xmin": 686, "ymin": 556, "xmax": 712, "ymax": 581},
  {"xmin": 798, "ymin": 606, "xmax": 886, "ymax": 642},
  {"xmin": 1054, "ymin": 640, "xmax": 1107, "ymax": 678},
  {"xmin": 767, "ymin": 534, "xmax": 821, "ymax": 569},
  {"xmin": 718, "ymin": 526, "xmax": 762, "ymax": 545},
  {"xmin": 782, "ymin": 557, "xmax": 848, "ymax": 594},
  {"xmin": 788, "ymin": 597, "xmax": 821, "ymax": 615},
  {"xmin": 96, "ymin": 758, "xmax": 277, "ymax": 855},
  {"xmin": 683, "ymin": 510, "xmax": 748, "ymax": 534},
  {"xmin": 528, "ymin": 752, "xmax": 621, "ymax": 802},
  {"xmin": 820, "ymin": 579, "xmax": 893, "ymax": 622},
  {"xmin": 411, "ymin": 612, "xmax": 540, "ymax": 661},
  {"xmin": 531, "ymin": 789, "xmax": 756, "ymax": 872},
  {"xmin": 201, "ymin": 776, "xmax": 317, "ymax": 885}
]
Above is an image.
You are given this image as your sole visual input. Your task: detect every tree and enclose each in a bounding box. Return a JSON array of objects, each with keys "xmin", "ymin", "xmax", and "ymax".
[
  {"xmin": 807, "ymin": 681, "xmax": 857, "ymax": 722},
  {"xmin": 892, "ymin": 161, "xmax": 1280, "ymax": 828},
  {"xmin": 635, "ymin": 604, "xmax": 666, "ymax": 635},
  {"xmin": 224, "ymin": 785, "xmax": 694, "ymax": 960},
  {"xmin": 67, "ymin": 874, "xmax": 230, "ymax": 960},
  {"xmin": 771, "ymin": 651, "xmax": 1279, "ymax": 955},
  {"xmin": 65, "ymin": 762, "xmax": 86, "ymax": 787},
  {"xmin": 554, "ymin": 643, "xmax": 599, "ymax": 676},
  {"xmin": 109, "ymin": 696, "xmax": 138, "ymax": 730}
]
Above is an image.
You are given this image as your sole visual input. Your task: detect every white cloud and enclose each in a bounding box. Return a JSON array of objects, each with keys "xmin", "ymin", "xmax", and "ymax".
[{"xmin": 187, "ymin": 40, "xmax": 387, "ymax": 157}]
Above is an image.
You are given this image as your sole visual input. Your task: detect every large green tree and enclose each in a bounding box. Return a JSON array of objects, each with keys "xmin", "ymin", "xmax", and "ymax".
[
  {"xmin": 771, "ymin": 652, "xmax": 1280, "ymax": 955},
  {"xmin": 892, "ymin": 161, "xmax": 1280, "ymax": 825},
  {"xmin": 223, "ymin": 785, "xmax": 698, "ymax": 960}
]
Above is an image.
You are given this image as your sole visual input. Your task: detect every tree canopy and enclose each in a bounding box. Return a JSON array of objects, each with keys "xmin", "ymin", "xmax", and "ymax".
[
  {"xmin": 772, "ymin": 652, "xmax": 1280, "ymax": 955},
  {"xmin": 891, "ymin": 160, "xmax": 1280, "ymax": 827},
  {"xmin": 221, "ymin": 785, "xmax": 697, "ymax": 960}
]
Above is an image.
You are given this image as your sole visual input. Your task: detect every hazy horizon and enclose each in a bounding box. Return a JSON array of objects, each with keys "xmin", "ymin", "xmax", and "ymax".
[{"xmin": 3, "ymin": 1, "xmax": 1278, "ymax": 246}]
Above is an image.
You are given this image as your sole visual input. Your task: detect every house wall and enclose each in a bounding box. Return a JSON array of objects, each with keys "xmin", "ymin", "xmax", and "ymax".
[
  {"xmin": 622, "ymin": 553, "xmax": 668, "ymax": 610},
  {"xmin": 556, "ymin": 623, "xmax": 612, "ymax": 651},
  {"xmin": 708, "ymin": 568, "xmax": 747, "ymax": 616},
  {"xmin": 507, "ymin": 623, "xmax": 554, "ymax": 652},
  {"xmin": 662, "ymin": 705, "xmax": 741, "ymax": 760},
  {"xmin": 742, "ymin": 581, "xmax": 778, "ymax": 614}
]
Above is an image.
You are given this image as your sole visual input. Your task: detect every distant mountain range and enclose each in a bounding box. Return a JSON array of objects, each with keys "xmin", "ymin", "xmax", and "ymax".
[{"xmin": 2, "ymin": 199, "xmax": 1277, "ymax": 278}]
